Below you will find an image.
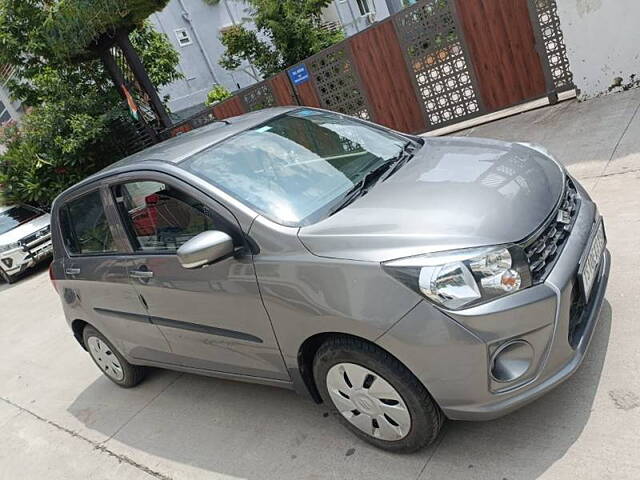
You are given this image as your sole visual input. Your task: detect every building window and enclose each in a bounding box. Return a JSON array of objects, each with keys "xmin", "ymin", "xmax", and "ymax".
[
  {"xmin": 174, "ymin": 28, "xmax": 192, "ymax": 47},
  {"xmin": 356, "ymin": 0, "xmax": 371, "ymax": 15}
]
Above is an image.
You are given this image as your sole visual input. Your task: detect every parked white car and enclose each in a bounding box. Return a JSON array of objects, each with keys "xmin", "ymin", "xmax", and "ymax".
[{"xmin": 0, "ymin": 204, "xmax": 52, "ymax": 284}]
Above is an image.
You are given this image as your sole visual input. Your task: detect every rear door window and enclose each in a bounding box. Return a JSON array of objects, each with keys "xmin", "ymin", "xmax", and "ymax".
[{"xmin": 61, "ymin": 190, "xmax": 118, "ymax": 255}]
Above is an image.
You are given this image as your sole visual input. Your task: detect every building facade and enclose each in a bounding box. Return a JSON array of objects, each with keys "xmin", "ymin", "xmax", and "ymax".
[
  {"xmin": 324, "ymin": 0, "xmax": 408, "ymax": 37},
  {"xmin": 150, "ymin": 0, "xmax": 260, "ymax": 116}
]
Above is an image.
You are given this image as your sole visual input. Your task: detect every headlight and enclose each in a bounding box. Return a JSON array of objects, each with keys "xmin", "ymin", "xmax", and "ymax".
[
  {"xmin": 0, "ymin": 242, "xmax": 20, "ymax": 253},
  {"xmin": 382, "ymin": 246, "xmax": 532, "ymax": 310}
]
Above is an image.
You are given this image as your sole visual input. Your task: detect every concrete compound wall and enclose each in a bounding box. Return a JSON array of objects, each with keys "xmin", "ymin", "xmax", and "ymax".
[{"xmin": 557, "ymin": 0, "xmax": 640, "ymax": 98}]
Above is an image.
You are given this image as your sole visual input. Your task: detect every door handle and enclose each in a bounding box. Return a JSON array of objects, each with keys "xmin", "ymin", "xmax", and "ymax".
[
  {"xmin": 130, "ymin": 270, "xmax": 154, "ymax": 279},
  {"xmin": 65, "ymin": 268, "xmax": 81, "ymax": 275}
]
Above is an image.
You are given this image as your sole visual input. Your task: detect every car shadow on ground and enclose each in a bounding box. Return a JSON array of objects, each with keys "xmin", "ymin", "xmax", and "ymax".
[
  {"xmin": 430, "ymin": 301, "xmax": 613, "ymax": 479},
  {"xmin": 67, "ymin": 302, "xmax": 612, "ymax": 480}
]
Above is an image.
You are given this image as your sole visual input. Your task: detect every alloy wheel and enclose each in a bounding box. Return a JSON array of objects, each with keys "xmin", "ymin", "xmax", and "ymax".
[{"xmin": 326, "ymin": 362, "xmax": 411, "ymax": 441}]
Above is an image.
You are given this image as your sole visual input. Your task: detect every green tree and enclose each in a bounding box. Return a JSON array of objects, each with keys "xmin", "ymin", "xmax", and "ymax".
[
  {"xmin": 219, "ymin": 0, "xmax": 344, "ymax": 78},
  {"xmin": 0, "ymin": 0, "xmax": 174, "ymax": 105},
  {"xmin": 0, "ymin": 1, "xmax": 181, "ymax": 207}
]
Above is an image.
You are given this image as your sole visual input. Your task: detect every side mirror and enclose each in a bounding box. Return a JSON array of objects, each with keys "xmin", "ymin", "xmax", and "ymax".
[{"xmin": 177, "ymin": 230, "xmax": 234, "ymax": 269}]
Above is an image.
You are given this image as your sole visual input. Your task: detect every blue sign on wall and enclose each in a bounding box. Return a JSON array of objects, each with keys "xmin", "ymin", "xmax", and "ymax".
[{"xmin": 288, "ymin": 64, "xmax": 310, "ymax": 86}]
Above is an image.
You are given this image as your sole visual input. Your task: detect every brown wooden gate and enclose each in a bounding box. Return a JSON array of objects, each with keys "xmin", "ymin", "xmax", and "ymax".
[
  {"xmin": 455, "ymin": 0, "xmax": 547, "ymax": 111},
  {"xmin": 350, "ymin": 20, "xmax": 425, "ymax": 133}
]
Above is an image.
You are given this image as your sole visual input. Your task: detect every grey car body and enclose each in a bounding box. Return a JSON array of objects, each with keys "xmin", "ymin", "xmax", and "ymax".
[
  {"xmin": 50, "ymin": 107, "xmax": 609, "ymax": 446},
  {"xmin": 0, "ymin": 205, "xmax": 52, "ymax": 282}
]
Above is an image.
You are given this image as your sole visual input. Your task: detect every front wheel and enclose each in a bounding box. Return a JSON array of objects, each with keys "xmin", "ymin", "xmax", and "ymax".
[
  {"xmin": 313, "ymin": 337, "xmax": 443, "ymax": 453},
  {"xmin": 82, "ymin": 326, "xmax": 146, "ymax": 388},
  {"xmin": 0, "ymin": 268, "xmax": 14, "ymax": 284}
]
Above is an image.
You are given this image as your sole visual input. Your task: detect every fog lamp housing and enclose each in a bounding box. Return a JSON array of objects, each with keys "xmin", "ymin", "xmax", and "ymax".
[{"xmin": 490, "ymin": 340, "xmax": 534, "ymax": 383}]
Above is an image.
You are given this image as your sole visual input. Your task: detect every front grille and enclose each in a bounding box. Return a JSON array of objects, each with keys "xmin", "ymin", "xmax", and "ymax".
[
  {"xmin": 524, "ymin": 177, "xmax": 579, "ymax": 283},
  {"xmin": 20, "ymin": 226, "xmax": 51, "ymax": 251}
]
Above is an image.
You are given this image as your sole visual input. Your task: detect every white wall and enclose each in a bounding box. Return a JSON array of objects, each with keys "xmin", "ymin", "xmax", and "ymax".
[
  {"xmin": 321, "ymin": 2, "xmax": 342, "ymax": 25},
  {"xmin": 0, "ymin": 85, "xmax": 21, "ymax": 124},
  {"xmin": 557, "ymin": 0, "xmax": 640, "ymax": 98}
]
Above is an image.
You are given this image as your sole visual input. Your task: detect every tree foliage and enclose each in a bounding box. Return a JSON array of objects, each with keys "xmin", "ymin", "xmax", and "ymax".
[
  {"xmin": 0, "ymin": 0, "xmax": 181, "ymax": 207},
  {"xmin": 0, "ymin": 0, "xmax": 169, "ymax": 65},
  {"xmin": 0, "ymin": 89, "xmax": 120, "ymax": 206},
  {"xmin": 0, "ymin": 0, "xmax": 172, "ymax": 105},
  {"xmin": 219, "ymin": 0, "xmax": 344, "ymax": 78}
]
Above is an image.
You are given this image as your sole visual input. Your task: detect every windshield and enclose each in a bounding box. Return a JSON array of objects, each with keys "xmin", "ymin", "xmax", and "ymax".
[
  {"xmin": 0, "ymin": 205, "xmax": 42, "ymax": 235},
  {"xmin": 181, "ymin": 109, "xmax": 409, "ymax": 225}
]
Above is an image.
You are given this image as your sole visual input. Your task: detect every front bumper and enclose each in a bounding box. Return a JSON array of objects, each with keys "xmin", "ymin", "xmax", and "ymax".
[
  {"xmin": 444, "ymin": 247, "xmax": 609, "ymax": 420},
  {"xmin": 0, "ymin": 236, "xmax": 53, "ymax": 278},
  {"xmin": 377, "ymin": 194, "xmax": 610, "ymax": 421}
]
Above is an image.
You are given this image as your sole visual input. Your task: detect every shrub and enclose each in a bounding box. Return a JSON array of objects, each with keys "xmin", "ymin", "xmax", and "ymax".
[
  {"xmin": 0, "ymin": 69, "xmax": 127, "ymax": 207},
  {"xmin": 205, "ymin": 85, "xmax": 232, "ymax": 107}
]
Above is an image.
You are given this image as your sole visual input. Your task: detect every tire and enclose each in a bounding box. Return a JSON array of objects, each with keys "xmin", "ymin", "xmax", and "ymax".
[
  {"xmin": 313, "ymin": 336, "xmax": 443, "ymax": 453},
  {"xmin": 0, "ymin": 268, "xmax": 14, "ymax": 284},
  {"xmin": 82, "ymin": 326, "xmax": 146, "ymax": 388}
]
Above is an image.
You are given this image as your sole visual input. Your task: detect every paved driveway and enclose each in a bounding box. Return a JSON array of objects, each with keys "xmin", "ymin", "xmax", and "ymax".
[{"xmin": 1, "ymin": 89, "xmax": 640, "ymax": 479}]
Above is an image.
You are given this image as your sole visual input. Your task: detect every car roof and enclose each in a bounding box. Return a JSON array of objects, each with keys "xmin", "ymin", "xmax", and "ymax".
[
  {"xmin": 103, "ymin": 106, "xmax": 299, "ymax": 172},
  {"xmin": 0, "ymin": 205, "xmax": 15, "ymax": 213},
  {"xmin": 52, "ymin": 106, "xmax": 301, "ymax": 205}
]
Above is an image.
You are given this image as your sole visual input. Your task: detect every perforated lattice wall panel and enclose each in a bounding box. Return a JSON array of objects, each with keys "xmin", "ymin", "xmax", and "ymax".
[
  {"xmin": 530, "ymin": 0, "xmax": 574, "ymax": 90},
  {"xmin": 394, "ymin": 0, "xmax": 482, "ymax": 127},
  {"xmin": 242, "ymin": 82, "xmax": 276, "ymax": 112},
  {"xmin": 307, "ymin": 45, "xmax": 370, "ymax": 120}
]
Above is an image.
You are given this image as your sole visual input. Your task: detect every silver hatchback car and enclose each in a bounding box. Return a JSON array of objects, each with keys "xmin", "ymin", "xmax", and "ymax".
[{"xmin": 50, "ymin": 108, "xmax": 609, "ymax": 452}]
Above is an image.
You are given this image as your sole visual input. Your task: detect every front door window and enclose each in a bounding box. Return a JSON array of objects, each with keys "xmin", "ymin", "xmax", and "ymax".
[{"xmin": 113, "ymin": 181, "xmax": 227, "ymax": 253}]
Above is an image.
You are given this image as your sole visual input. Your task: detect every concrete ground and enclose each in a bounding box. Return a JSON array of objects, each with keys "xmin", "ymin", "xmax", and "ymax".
[{"xmin": 1, "ymin": 88, "xmax": 640, "ymax": 480}]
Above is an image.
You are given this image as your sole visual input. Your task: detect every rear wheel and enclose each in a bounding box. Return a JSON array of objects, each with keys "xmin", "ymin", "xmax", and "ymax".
[
  {"xmin": 313, "ymin": 336, "xmax": 443, "ymax": 453},
  {"xmin": 82, "ymin": 326, "xmax": 146, "ymax": 388}
]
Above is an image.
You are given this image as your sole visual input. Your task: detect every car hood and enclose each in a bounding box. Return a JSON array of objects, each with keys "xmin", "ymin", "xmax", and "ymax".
[
  {"xmin": 298, "ymin": 137, "xmax": 564, "ymax": 262},
  {"xmin": 0, "ymin": 213, "xmax": 50, "ymax": 246}
]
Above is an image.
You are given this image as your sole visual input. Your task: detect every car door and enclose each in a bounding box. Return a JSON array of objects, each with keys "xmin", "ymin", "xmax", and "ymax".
[
  {"xmin": 109, "ymin": 176, "xmax": 289, "ymax": 381},
  {"xmin": 58, "ymin": 187, "xmax": 172, "ymax": 360}
]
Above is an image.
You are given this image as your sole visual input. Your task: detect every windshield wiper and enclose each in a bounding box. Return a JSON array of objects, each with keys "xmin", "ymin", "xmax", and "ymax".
[
  {"xmin": 328, "ymin": 141, "xmax": 420, "ymax": 217},
  {"xmin": 379, "ymin": 141, "xmax": 418, "ymax": 183},
  {"xmin": 328, "ymin": 160, "xmax": 397, "ymax": 216}
]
